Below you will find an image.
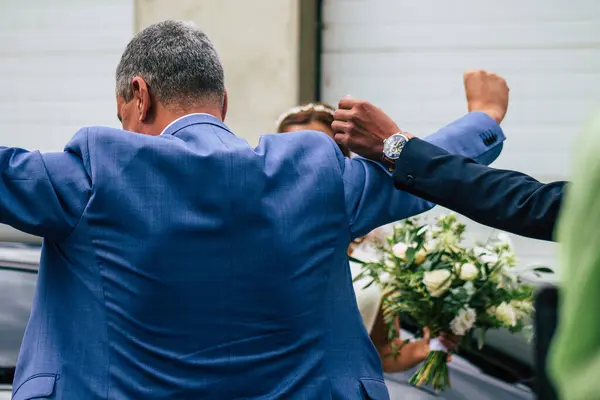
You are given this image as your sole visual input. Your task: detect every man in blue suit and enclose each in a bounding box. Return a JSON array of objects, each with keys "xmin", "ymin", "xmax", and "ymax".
[{"xmin": 10, "ymin": 21, "xmax": 505, "ymax": 399}]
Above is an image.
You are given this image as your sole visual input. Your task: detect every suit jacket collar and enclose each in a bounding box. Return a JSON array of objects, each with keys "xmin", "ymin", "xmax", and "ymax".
[{"xmin": 161, "ymin": 113, "xmax": 232, "ymax": 136}]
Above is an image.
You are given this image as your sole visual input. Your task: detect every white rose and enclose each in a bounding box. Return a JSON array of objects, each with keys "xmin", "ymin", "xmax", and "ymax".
[
  {"xmin": 457, "ymin": 263, "xmax": 479, "ymax": 281},
  {"xmin": 496, "ymin": 232, "xmax": 513, "ymax": 248},
  {"xmin": 495, "ymin": 302, "xmax": 518, "ymax": 327},
  {"xmin": 392, "ymin": 243, "xmax": 408, "ymax": 259},
  {"xmin": 450, "ymin": 307, "xmax": 477, "ymax": 336},
  {"xmin": 510, "ymin": 300, "xmax": 533, "ymax": 318},
  {"xmin": 462, "ymin": 281, "xmax": 475, "ymax": 296},
  {"xmin": 481, "ymin": 254, "xmax": 499, "ymax": 265},
  {"xmin": 473, "ymin": 246, "xmax": 488, "ymax": 255},
  {"xmin": 415, "ymin": 249, "xmax": 428, "ymax": 264},
  {"xmin": 474, "ymin": 246, "xmax": 499, "ymax": 265},
  {"xmin": 423, "ymin": 269, "xmax": 453, "ymax": 297},
  {"xmin": 379, "ymin": 271, "xmax": 392, "ymax": 284}
]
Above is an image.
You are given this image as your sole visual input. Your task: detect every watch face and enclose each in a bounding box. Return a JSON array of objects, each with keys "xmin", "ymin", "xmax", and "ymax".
[{"xmin": 383, "ymin": 134, "xmax": 407, "ymax": 159}]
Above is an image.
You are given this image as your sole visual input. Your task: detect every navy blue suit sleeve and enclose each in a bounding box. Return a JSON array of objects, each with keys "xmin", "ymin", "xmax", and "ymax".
[
  {"xmin": 0, "ymin": 132, "xmax": 91, "ymax": 239},
  {"xmin": 393, "ymin": 138, "xmax": 566, "ymax": 241}
]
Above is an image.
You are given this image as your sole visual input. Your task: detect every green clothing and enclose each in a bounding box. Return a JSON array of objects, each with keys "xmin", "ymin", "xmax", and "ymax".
[{"xmin": 550, "ymin": 114, "xmax": 600, "ymax": 399}]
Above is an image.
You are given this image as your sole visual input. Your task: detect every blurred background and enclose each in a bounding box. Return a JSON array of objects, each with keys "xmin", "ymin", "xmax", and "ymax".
[{"xmin": 1, "ymin": 0, "xmax": 600, "ymax": 271}]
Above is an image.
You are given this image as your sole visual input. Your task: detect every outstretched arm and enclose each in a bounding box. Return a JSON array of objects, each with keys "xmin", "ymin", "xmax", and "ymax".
[
  {"xmin": 337, "ymin": 110, "xmax": 504, "ymax": 239},
  {"xmin": 0, "ymin": 134, "xmax": 90, "ymax": 239},
  {"xmin": 393, "ymin": 138, "xmax": 565, "ymax": 241},
  {"xmin": 333, "ymin": 70, "xmax": 510, "ymax": 239}
]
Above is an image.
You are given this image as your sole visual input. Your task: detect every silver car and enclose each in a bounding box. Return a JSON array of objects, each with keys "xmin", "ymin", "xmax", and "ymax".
[
  {"xmin": 0, "ymin": 243, "xmax": 40, "ymax": 400},
  {"xmin": 0, "ymin": 240, "xmax": 545, "ymax": 399}
]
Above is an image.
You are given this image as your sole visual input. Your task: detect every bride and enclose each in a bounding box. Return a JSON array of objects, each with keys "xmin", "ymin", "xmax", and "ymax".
[{"xmin": 276, "ymin": 102, "xmax": 460, "ymax": 372}]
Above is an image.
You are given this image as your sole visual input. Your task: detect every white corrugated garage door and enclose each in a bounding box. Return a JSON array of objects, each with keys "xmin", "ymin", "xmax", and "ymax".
[
  {"xmin": 321, "ymin": 0, "xmax": 600, "ymax": 269},
  {"xmin": 0, "ymin": 0, "xmax": 134, "ymax": 152}
]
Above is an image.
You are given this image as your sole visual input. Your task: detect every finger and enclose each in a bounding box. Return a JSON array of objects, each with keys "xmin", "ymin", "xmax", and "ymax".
[
  {"xmin": 440, "ymin": 337, "xmax": 460, "ymax": 351},
  {"xmin": 333, "ymin": 108, "xmax": 354, "ymax": 122},
  {"xmin": 333, "ymin": 133, "xmax": 349, "ymax": 147},
  {"xmin": 447, "ymin": 355, "xmax": 453, "ymax": 363},
  {"xmin": 463, "ymin": 69, "xmax": 479, "ymax": 83},
  {"xmin": 423, "ymin": 326, "xmax": 431, "ymax": 342},
  {"xmin": 331, "ymin": 120, "xmax": 352, "ymax": 134},
  {"xmin": 441, "ymin": 331, "xmax": 461, "ymax": 342},
  {"xmin": 463, "ymin": 69, "xmax": 485, "ymax": 84},
  {"xmin": 394, "ymin": 316, "xmax": 401, "ymax": 332},
  {"xmin": 448, "ymin": 334, "xmax": 462, "ymax": 345},
  {"xmin": 338, "ymin": 96, "xmax": 361, "ymax": 110}
]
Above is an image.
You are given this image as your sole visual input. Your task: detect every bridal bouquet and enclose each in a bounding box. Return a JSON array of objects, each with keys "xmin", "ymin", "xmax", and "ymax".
[{"xmin": 351, "ymin": 214, "xmax": 538, "ymax": 392}]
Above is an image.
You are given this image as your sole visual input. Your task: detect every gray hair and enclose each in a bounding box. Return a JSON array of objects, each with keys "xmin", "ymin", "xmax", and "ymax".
[{"xmin": 115, "ymin": 20, "xmax": 225, "ymax": 108}]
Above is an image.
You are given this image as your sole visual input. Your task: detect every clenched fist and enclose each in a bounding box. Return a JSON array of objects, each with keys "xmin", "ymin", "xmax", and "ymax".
[
  {"xmin": 332, "ymin": 97, "xmax": 412, "ymax": 161},
  {"xmin": 464, "ymin": 70, "xmax": 509, "ymax": 124}
]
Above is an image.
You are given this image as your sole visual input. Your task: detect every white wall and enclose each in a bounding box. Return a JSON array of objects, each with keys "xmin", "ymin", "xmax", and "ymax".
[
  {"xmin": 322, "ymin": 0, "xmax": 600, "ymax": 182},
  {"xmin": 0, "ymin": 0, "xmax": 134, "ymax": 152},
  {"xmin": 136, "ymin": 0, "xmax": 301, "ymax": 145},
  {"xmin": 321, "ymin": 0, "xmax": 600, "ymax": 270}
]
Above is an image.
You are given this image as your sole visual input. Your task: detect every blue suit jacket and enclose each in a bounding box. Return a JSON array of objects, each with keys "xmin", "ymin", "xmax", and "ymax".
[{"xmin": 10, "ymin": 112, "xmax": 503, "ymax": 400}]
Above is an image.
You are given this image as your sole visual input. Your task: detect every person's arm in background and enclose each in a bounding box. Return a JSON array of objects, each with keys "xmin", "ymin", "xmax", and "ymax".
[
  {"xmin": 549, "ymin": 114, "xmax": 600, "ymax": 400},
  {"xmin": 392, "ymin": 138, "xmax": 566, "ymax": 241},
  {"xmin": 369, "ymin": 311, "xmax": 458, "ymax": 372},
  {"xmin": 331, "ymin": 70, "xmax": 509, "ymax": 239}
]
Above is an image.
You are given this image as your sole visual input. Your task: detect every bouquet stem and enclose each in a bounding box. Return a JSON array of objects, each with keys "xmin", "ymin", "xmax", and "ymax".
[{"xmin": 409, "ymin": 350, "xmax": 450, "ymax": 392}]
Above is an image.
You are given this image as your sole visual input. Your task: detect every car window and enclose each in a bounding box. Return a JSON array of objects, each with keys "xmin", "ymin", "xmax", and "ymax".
[{"xmin": 0, "ymin": 267, "xmax": 36, "ymax": 368}]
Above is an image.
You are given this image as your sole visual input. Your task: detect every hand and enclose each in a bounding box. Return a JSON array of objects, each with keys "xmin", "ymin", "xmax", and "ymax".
[
  {"xmin": 419, "ymin": 327, "xmax": 461, "ymax": 362},
  {"xmin": 464, "ymin": 69, "xmax": 509, "ymax": 124},
  {"xmin": 331, "ymin": 97, "xmax": 413, "ymax": 161},
  {"xmin": 438, "ymin": 330, "xmax": 462, "ymax": 352}
]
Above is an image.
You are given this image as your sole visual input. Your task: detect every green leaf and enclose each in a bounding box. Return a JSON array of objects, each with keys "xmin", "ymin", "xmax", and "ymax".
[
  {"xmin": 406, "ymin": 247, "xmax": 416, "ymax": 263},
  {"xmin": 361, "ymin": 281, "xmax": 375, "ymax": 289},
  {"xmin": 348, "ymin": 256, "xmax": 366, "ymax": 264},
  {"xmin": 477, "ymin": 329, "xmax": 486, "ymax": 350},
  {"xmin": 532, "ymin": 267, "xmax": 554, "ymax": 274}
]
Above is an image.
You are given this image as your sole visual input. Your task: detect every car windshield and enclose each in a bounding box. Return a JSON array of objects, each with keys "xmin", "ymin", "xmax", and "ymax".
[{"xmin": 0, "ymin": 267, "xmax": 36, "ymax": 383}]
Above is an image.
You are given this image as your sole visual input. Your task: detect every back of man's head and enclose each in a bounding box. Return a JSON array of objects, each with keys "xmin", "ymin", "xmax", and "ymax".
[{"xmin": 115, "ymin": 20, "xmax": 226, "ymax": 134}]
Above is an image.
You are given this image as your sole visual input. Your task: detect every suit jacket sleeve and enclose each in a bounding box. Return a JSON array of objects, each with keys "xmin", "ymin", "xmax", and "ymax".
[
  {"xmin": 0, "ymin": 129, "xmax": 91, "ymax": 239},
  {"xmin": 342, "ymin": 111, "xmax": 505, "ymax": 239},
  {"xmin": 393, "ymin": 137, "xmax": 566, "ymax": 241}
]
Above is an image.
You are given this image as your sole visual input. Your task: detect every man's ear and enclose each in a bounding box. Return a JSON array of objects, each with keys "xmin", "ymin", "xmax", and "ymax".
[
  {"xmin": 131, "ymin": 76, "xmax": 152, "ymax": 123},
  {"xmin": 221, "ymin": 89, "xmax": 228, "ymax": 122}
]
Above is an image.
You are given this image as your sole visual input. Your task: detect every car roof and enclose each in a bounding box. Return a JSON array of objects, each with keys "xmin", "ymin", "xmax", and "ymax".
[
  {"xmin": 0, "ymin": 225, "xmax": 41, "ymax": 246},
  {"xmin": 0, "ymin": 243, "xmax": 40, "ymax": 271}
]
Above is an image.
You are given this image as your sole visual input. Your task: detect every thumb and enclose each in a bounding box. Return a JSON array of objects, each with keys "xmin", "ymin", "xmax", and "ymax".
[{"xmin": 423, "ymin": 326, "xmax": 431, "ymax": 342}]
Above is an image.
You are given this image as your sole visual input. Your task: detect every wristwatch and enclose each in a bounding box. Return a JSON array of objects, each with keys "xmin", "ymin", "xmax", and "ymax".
[{"xmin": 382, "ymin": 132, "xmax": 410, "ymax": 171}]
